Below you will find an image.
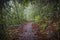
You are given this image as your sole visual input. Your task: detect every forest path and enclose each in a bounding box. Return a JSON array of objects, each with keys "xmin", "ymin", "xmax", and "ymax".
[
  {"xmin": 9, "ymin": 22, "xmax": 57, "ymax": 40},
  {"xmin": 22, "ymin": 22, "xmax": 37, "ymax": 40},
  {"xmin": 13, "ymin": 22, "xmax": 38, "ymax": 40}
]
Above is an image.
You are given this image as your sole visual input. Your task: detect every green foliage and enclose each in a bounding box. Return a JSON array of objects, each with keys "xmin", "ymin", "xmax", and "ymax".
[
  {"xmin": 1, "ymin": 0, "xmax": 60, "ymax": 40},
  {"xmin": 2, "ymin": 0, "xmax": 27, "ymax": 26}
]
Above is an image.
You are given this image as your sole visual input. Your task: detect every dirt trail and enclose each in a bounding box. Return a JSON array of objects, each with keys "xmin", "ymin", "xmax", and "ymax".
[
  {"xmin": 9, "ymin": 22, "xmax": 57, "ymax": 40},
  {"xmin": 13, "ymin": 22, "xmax": 38, "ymax": 40},
  {"xmin": 22, "ymin": 22, "xmax": 37, "ymax": 40}
]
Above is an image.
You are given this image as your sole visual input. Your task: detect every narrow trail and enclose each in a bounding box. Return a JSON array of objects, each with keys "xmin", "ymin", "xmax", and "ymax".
[
  {"xmin": 9, "ymin": 22, "xmax": 57, "ymax": 40},
  {"xmin": 13, "ymin": 22, "xmax": 38, "ymax": 40},
  {"xmin": 22, "ymin": 22, "xmax": 37, "ymax": 40}
]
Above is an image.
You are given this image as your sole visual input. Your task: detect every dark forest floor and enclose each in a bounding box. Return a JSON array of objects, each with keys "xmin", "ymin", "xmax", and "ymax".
[{"xmin": 7, "ymin": 21, "xmax": 59, "ymax": 40}]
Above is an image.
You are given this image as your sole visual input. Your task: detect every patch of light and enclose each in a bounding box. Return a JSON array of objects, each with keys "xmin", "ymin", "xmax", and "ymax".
[
  {"xmin": 9, "ymin": 0, "xmax": 15, "ymax": 7},
  {"xmin": 24, "ymin": 3, "xmax": 33, "ymax": 20}
]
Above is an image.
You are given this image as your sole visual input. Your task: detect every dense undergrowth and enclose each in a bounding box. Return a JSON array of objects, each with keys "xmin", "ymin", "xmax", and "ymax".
[{"xmin": 1, "ymin": 0, "xmax": 60, "ymax": 40}]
